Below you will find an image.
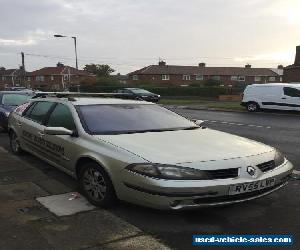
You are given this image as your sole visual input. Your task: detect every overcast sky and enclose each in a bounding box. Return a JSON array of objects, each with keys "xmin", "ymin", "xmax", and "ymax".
[{"xmin": 0, "ymin": 0, "xmax": 300, "ymax": 74}]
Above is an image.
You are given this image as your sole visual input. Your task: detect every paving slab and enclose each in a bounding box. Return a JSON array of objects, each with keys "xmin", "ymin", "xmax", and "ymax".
[
  {"xmin": 37, "ymin": 192, "xmax": 95, "ymax": 216},
  {"xmin": 35, "ymin": 178, "xmax": 74, "ymax": 195},
  {"xmin": 0, "ymin": 218, "xmax": 53, "ymax": 250},
  {"xmin": 0, "ymin": 152, "xmax": 34, "ymax": 172},
  {"xmin": 31, "ymin": 210, "xmax": 143, "ymax": 250},
  {"xmin": 0, "ymin": 199, "xmax": 54, "ymax": 224},
  {"xmin": 0, "ymin": 182, "xmax": 49, "ymax": 201},
  {"xmin": 0, "ymin": 168, "xmax": 49, "ymax": 185}
]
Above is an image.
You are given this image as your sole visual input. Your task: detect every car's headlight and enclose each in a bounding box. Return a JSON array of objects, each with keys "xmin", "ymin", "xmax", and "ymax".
[
  {"xmin": 274, "ymin": 150, "xmax": 285, "ymax": 167},
  {"xmin": 126, "ymin": 164, "xmax": 208, "ymax": 180},
  {"xmin": 4, "ymin": 111, "xmax": 10, "ymax": 117}
]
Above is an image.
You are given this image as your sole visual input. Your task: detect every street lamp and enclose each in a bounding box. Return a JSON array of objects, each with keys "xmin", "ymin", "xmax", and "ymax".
[{"xmin": 54, "ymin": 34, "xmax": 78, "ymax": 69}]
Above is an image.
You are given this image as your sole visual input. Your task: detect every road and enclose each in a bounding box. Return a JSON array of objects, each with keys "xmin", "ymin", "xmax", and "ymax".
[{"xmin": 0, "ymin": 109, "xmax": 299, "ymax": 250}]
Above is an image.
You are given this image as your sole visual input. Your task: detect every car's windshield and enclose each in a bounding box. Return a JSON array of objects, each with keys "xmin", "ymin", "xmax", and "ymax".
[
  {"xmin": 129, "ymin": 89, "xmax": 152, "ymax": 94},
  {"xmin": 1, "ymin": 93, "xmax": 32, "ymax": 106},
  {"xmin": 77, "ymin": 104, "xmax": 197, "ymax": 135}
]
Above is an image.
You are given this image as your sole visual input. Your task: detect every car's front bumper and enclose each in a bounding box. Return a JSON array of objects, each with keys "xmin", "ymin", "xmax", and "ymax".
[{"xmin": 118, "ymin": 160, "xmax": 294, "ymax": 210}]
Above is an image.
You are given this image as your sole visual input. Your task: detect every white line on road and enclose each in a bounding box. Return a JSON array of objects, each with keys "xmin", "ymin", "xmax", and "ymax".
[
  {"xmin": 0, "ymin": 146, "xmax": 8, "ymax": 153},
  {"xmin": 293, "ymin": 170, "xmax": 300, "ymax": 176},
  {"xmin": 203, "ymin": 120, "xmax": 271, "ymax": 129}
]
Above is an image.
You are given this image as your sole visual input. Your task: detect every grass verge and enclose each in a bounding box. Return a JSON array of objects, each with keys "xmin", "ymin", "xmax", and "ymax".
[{"xmin": 160, "ymin": 98, "xmax": 244, "ymax": 111}]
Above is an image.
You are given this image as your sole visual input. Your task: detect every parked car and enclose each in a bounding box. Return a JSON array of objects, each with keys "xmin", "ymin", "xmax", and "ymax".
[
  {"xmin": 0, "ymin": 91, "xmax": 34, "ymax": 131},
  {"xmin": 115, "ymin": 88, "xmax": 160, "ymax": 103},
  {"xmin": 8, "ymin": 93, "xmax": 293, "ymax": 210},
  {"xmin": 241, "ymin": 83, "xmax": 300, "ymax": 112}
]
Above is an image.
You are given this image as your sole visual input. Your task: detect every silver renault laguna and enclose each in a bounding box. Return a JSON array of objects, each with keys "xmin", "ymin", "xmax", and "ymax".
[{"xmin": 8, "ymin": 94, "xmax": 294, "ymax": 210}]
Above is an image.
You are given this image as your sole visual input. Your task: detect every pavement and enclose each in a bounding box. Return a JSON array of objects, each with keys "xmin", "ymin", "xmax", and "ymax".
[
  {"xmin": 0, "ymin": 108, "xmax": 300, "ymax": 250},
  {"xmin": 0, "ymin": 144, "xmax": 169, "ymax": 250}
]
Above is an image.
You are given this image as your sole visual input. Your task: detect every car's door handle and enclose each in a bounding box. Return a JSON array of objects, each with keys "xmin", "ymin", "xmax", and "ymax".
[
  {"xmin": 38, "ymin": 131, "xmax": 45, "ymax": 137},
  {"xmin": 281, "ymin": 97, "xmax": 286, "ymax": 99}
]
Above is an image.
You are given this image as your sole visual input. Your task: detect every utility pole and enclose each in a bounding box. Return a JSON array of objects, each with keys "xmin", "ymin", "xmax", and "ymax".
[{"xmin": 21, "ymin": 52, "xmax": 26, "ymax": 88}]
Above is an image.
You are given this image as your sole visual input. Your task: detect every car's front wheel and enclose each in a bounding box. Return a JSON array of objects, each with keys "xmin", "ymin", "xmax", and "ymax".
[
  {"xmin": 246, "ymin": 102, "xmax": 260, "ymax": 112},
  {"xmin": 79, "ymin": 162, "xmax": 117, "ymax": 208},
  {"xmin": 9, "ymin": 131, "xmax": 23, "ymax": 155}
]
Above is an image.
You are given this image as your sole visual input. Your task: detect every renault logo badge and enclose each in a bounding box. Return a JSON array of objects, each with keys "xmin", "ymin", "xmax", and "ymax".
[{"xmin": 247, "ymin": 166, "xmax": 256, "ymax": 177}]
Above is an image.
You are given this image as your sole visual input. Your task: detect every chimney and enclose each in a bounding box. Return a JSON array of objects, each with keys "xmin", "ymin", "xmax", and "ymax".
[
  {"xmin": 277, "ymin": 65, "xmax": 284, "ymax": 69},
  {"xmin": 57, "ymin": 62, "xmax": 64, "ymax": 67},
  {"xmin": 158, "ymin": 60, "xmax": 166, "ymax": 66},
  {"xmin": 245, "ymin": 64, "xmax": 251, "ymax": 68},
  {"xmin": 198, "ymin": 62, "xmax": 206, "ymax": 67},
  {"xmin": 294, "ymin": 45, "xmax": 300, "ymax": 66}
]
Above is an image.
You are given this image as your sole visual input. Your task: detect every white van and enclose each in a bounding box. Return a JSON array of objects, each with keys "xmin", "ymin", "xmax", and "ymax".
[{"xmin": 241, "ymin": 83, "xmax": 300, "ymax": 112}]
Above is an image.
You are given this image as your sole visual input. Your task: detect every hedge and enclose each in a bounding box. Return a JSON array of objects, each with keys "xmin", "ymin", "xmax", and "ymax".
[{"xmin": 70, "ymin": 85, "xmax": 244, "ymax": 97}]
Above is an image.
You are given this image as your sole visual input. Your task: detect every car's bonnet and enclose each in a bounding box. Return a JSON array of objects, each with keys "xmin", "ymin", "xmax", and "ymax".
[{"xmin": 96, "ymin": 128, "xmax": 273, "ymax": 164}]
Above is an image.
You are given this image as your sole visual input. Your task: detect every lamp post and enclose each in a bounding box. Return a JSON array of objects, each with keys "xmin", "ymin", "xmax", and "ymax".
[
  {"xmin": 54, "ymin": 34, "xmax": 80, "ymax": 92},
  {"xmin": 54, "ymin": 34, "xmax": 78, "ymax": 69}
]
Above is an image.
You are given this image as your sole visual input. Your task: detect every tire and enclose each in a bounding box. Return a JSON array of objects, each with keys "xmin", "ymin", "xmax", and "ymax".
[
  {"xmin": 79, "ymin": 162, "xmax": 117, "ymax": 208},
  {"xmin": 246, "ymin": 102, "xmax": 260, "ymax": 112},
  {"xmin": 9, "ymin": 131, "xmax": 23, "ymax": 155}
]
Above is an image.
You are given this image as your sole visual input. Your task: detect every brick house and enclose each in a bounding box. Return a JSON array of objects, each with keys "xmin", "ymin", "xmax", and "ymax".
[
  {"xmin": 27, "ymin": 64, "xmax": 96, "ymax": 91},
  {"xmin": 128, "ymin": 62, "xmax": 282, "ymax": 85},
  {"xmin": 0, "ymin": 67, "xmax": 25, "ymax": 89},
  {"xmin": 283, "ymin": 46, "xmax": 300, "ymax": 83}
]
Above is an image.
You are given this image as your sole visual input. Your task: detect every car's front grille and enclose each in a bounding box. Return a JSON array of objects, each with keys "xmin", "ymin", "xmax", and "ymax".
[
  {"xmin": 204, "ymin": 168, "xmax": 239, "ymax": 179},
  {"xmin": 257, "ymin": 160, "xmax": 276, "ymax": 172}
]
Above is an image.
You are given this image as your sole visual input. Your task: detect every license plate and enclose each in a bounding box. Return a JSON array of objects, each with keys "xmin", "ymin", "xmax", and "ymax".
[{"xmin": 229, "ymin": 178, "xmax": 276, "ymax": 195}]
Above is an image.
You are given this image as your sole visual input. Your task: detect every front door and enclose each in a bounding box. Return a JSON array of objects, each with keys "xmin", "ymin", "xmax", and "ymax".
[{"xmin": 43, "ymin": 103, "xmax": 79, "ymax": 171}]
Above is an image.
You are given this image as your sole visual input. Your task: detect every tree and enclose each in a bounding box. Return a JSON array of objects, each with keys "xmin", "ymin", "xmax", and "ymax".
[{"xmin": 84, "ymin": 64, "xmax": 115, "ymax": 77}]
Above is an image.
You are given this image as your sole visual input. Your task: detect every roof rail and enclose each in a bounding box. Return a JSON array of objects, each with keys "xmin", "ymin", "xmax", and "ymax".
[{"xmin": 32, "ymin": 92, "xmax": 142, "ymax": 100}]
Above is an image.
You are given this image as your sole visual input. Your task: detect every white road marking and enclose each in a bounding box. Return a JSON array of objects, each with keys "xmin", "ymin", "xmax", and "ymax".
[
  {"xmin": 202, "ymin": 120, "xmax": 271, "ymax": 129},
  {"xmin": 293, "ymin": 170, "xmax": 300, "ymax": 176},
  {"xmin": 0, "ymin": 146, "xmax": 8, "ymax": 153}
]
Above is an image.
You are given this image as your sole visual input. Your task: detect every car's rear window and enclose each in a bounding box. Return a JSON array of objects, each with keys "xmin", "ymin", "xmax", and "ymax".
[
  {"xmin": 77, "ymin": 104, "xmax": 196, "ymax": 135},
  {"xmin": 1, "ymin": 94, "xmax": 32, "ymax": 106}
]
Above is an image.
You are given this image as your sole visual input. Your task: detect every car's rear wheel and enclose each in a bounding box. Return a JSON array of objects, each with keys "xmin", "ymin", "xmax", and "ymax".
[
  {"xmin": 246, "ymin": 102, "xmax": 260, "ymax": 112},
  {"xmin": 9, "ymin": 131, "xmax": 23, "ymax": 155},
  {"xmin": 79, "ymin": 162, "xmax": 117, "ymax": 208}
]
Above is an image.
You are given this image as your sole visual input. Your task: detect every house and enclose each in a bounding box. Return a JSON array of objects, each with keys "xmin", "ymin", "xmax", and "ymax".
[
  {"xmin": 0, "ymin": 67, "xmax": 26, "ymax": 89},
  {"xmin": 283, "ymin": 46, "xmax": 300, "ymax": 83},
  {"xmin": 128, "ymin": 61, "xmax": 282, "ymax": 85},
  {"xmin": 27, "ymin": 63, "xmax": 95, "ymax": 90}
]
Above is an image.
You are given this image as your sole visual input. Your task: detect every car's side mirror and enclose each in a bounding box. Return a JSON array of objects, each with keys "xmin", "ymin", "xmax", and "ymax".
[
  {"xmin": 192, "ymin": 119, "xmax": 205, "ymax": 126},
  {"xmin": 44, "ymin": 127, "xmax": 74, "ymax": 136}
]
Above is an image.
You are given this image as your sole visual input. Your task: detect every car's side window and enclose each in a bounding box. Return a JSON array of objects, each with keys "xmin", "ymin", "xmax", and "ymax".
[
  {"xmin": 46, "ymin": 104, "xmax": 76, "ymax": 131},
  {"xmin": 283, "ymin": 87, "xmax": 300, "ymax": 97},
  {"xmin": 23, "ymin": 102, "xmax": 37, "ymax": 117},
  {"xmin": 25, "ymin": 102, "xmax": 54, "ymax": 124}
]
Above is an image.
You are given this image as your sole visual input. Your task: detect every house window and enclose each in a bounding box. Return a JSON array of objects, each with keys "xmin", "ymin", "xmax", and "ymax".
[
  {"xmin": 162, "ymin": 75, "xmax": 170, "ymax": 80},
  {"xmin": 51, "ymin": 75, "xmax": 54, "ymax": 81},
  {"xmin": 211, "ymin": 75, "xmax": 220, "ymax": 81},
  {"xmin": 183, "ymin": 75, "xmax": 191, "ymax": 80},
  {"xmin": 254, "ymin": 76, "xmax": 261, "ymax": 82},
  {"xmin": 132, "ymin": 75, "xmax": 138, "ymax": 81},
  {"xmin": 27, "ymin": 77, "xmax": 31, "ymax": 82},
  {"xmin": 196, "ymin": 75, "xmax": 204, "ymax": 80},
  {"xmin": 280, "ymin": 76, "xmax": 283, "ymax": 82},
  {"xmin": 268, "ymin": 76, "xmax": 276, "ymax": 82},
  {"xmin": 2, "ymin": 76, "xmax": 6, "ymax": 81},
  {"xmin": 63, "ymin": 75, "xmax": 69, "ymax": 80},
  {"xmin": 238, "ymin": 76, "xmax": 245, "ymax": 81},
  {"xmin": 36, "ymin": 76, "xmax": 45, "ymax": 81},
  {"xmin": 231, "ymin": 76, "xmax": 238, "ymax": 81}
]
